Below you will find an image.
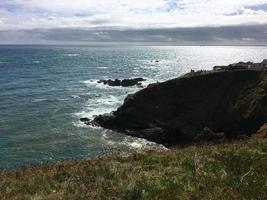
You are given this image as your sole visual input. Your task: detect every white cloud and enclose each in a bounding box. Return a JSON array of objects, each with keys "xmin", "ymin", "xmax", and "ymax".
[
  {"xmin": 242, "ymin": 37, "xmax": 255, "ymax": 41},
  {"xmin": 0, "ymin": 0, "xmax": 267, "ymax": 30}
]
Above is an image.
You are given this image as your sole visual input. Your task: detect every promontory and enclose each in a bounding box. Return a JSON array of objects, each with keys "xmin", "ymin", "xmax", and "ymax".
[{"xmin": 81, "ymin": 60, "xmax": 267, "ymax": 146}]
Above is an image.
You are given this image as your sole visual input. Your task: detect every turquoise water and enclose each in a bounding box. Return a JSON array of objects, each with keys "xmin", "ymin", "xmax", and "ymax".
[{"xmin": 1, "ymin": 45, "xmax": 267, "ymax": 169}]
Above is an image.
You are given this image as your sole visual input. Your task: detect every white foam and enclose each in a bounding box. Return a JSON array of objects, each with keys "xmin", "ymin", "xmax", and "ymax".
[
  {"xmin": 57, "ymin": 98, "xmax": 69, "ymax": 101},
  {"xmin": 81, "ymin": 79, "xmax": 108, "ymax": 89},
  {"xmin": 101, "ymin": 131, "xmax": 168, "ymax": 152},
  {"xmin": 74, "ymin": 94, "xmax": 123, "ymax": 120},
  {"xmin": 81, "ymin": 79, "xmax": 123, "ymax": 90},
  {"xmin": 81, "ymin": 80, "xmax": 98, "ymax": 85},
  {"xmin": 65, "ymin": 53, "xmax": 80, "ymax": 57},
  {"xmin": 75, "ymin": 105, "xmax": 115, "ymax": 119},
  {"xmin": 121, "ymin": 137, "xmax": 157, "ymax": 150},
  {"xmin": 32, "ymin": 98, "xmax": 47, "ymax": 103},
  {"xmin": 72, "ymin": 119, "xmax": 104, "ymax": 130},
  {"xmin": 70, "ymin": 95, "xmax": 80, "ymax": 99},
  {"xmin": 33, "ymin": 60, "xmax": 40, "ymax": 64},
  {"xmin": 138, "ymin": 77, "xmax": 156, "ymax": 87},
  {"xmin": 72, "ymin": 121, "xmax": 89, "ymax": 128},
  {"xmin": 77, "ymin": 77, "xmax": 157, "ymax": 122},
  {"xmin": 95, "ymin": 95, "xmax": 120, "ymax": 106}
]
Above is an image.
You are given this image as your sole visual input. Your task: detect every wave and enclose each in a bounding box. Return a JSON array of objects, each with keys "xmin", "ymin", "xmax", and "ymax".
[
  {"xmin": 73, "ymin": 94, "xmax": 124, "ymax": 130},
  {"xmin": 77, "ymin": 77, "xmax": 156, "ymax": 122},
  {"xmin": 101, "ymin": 131, "xmax": 168, "ymax": 152},
  {"xmin": 74, "ymin": 97, "xmax": 121, "ymax": 119},
  {"xmin": 81, "ymin": 79, "xmax": 120, "ymax": 90},
  {"xmin": 32, "ymin": 98, "xmax": 47, "ymax": 103},
  {"xmin": 81, "ymin": 79, "xmax": 98, "ymax": 85},
  {"xmin": 64, "ymin": 53, "xmax": 80, "ymax": 57},
  {"xmin": 81, "ymin": 80, "xmax": 105, "ymax": 89},
  {"xmin": 57, "ymin": 98, "xmax": 69, "ymax": 101},
  {"xmin": 70, "ymin": 95, "xmax": 80, "ymax": 99},
  {"xmin": 72, "ymin": 121, "xmax": 100, "ymax": 129},
  {"xmin": 32, "ymin": 98, "xmax": 71, "ymax": 103}
]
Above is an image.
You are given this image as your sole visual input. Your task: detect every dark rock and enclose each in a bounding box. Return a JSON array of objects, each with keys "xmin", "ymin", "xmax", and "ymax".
[
  {"xmin": 109, "ymin": 79, "xmax": 121, "ymax": 86},
  {"xmin": 121, "ymin": 78, "xmax": 146, "ymax": 87},
  {"xmin": 195, "ymin": 127, "xmax": 225, "ymax": 142},
  {"xmin": 98, "ymin": 79, "xmax": 121, "ymax": 86},
  {"xmin": 88, "ymin": 70, "xmax": 267, "ymax": 146},
  {"xmin": 136, "ymin": 82, "xmax": 144, "ymax": 88},
  {"xmin": 80, "ymin": 117, "xmax": 98, "ymax": 127},
  {"xmin": 97, "ymin": 78, "xmax": 146, "ymax": 87},
  {"xmin": 80, "ymin": 117, "xmax": 90, "ymax": 123},
  {"xmin": 253, "ymin": 123, "xmax": 267, "ymax": 139},
  {"xmin": 93, "ymin": 113, "xmax": 117, "ymax": 128}
]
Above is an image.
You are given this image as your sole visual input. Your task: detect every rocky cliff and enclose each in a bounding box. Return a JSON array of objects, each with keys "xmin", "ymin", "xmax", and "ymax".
[{"xmin": 85, "ymin": 70, "xmax": 267, "ymax": 146}]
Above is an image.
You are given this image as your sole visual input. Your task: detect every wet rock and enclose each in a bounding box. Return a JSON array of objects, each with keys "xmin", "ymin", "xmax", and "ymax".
[
  {"xmin": 80, "ymin": 117, "xmax": 98, "ymax": 127},
  {"xmin": 121, "ymin": 78, "xmax": 145, "ymax": 87},
  {"xmin": 80, "ymin": 117, "xmax": 90, "ymax": 123},
  {"xmin": 98, "ymin": 79, "xmax": 121, "ymax": 86},
  {"xmin": 97, "ymin": 78, "xmax": 146, "ymax": 87}
]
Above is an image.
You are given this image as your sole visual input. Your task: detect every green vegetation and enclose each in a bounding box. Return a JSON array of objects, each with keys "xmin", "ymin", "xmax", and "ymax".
[{"xmin": 1, "ymin": 139, "xmax": 266, "ymax": 200}]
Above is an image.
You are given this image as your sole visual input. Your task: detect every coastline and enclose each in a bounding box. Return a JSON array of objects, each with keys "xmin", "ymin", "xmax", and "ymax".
[
  {"xmin": 1, "ymin": 60, "xmax": 267, "ymax": 198},
  {"xmin": 83, "ymin": 66, "xmax": 267, "ymax": 146}
]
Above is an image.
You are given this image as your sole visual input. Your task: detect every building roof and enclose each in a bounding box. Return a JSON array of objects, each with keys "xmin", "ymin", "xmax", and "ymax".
[{"xmin": 262, "ymin": 59, "xmax": 267, "ymax": 64}]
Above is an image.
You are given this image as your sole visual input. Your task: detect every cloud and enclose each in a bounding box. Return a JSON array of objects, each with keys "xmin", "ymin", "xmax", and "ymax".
[
  {"xmin": 0, "ymin": 0, "xmax": 267, "ymax": 30},
  {"xmin": 0, "ymin": 0, "xmax": 267, "ymax": 44},
  {"xmin": 0, "ymin": 25, "xmax": 266, "ymax": 45}
]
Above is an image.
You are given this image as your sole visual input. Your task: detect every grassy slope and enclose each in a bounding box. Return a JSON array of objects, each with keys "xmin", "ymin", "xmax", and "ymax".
[{"xmin": 0, "ymin": 139, "xmax": 266, "ymax": 200}]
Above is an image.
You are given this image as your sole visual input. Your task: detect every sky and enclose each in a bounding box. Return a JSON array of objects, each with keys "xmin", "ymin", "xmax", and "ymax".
[{"xmin": 0, "ymin": 0, "xmax": 267, "ymax": 45}]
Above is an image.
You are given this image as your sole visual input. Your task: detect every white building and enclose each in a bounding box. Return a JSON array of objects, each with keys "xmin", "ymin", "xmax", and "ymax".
[{"xmin": 262, "ymin": 59, "xmax": 267, "ymax": 67}]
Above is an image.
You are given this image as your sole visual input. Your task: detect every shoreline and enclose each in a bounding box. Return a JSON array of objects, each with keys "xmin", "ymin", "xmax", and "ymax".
[
  {"xmin": 1, "ymin": 59, "xmax": 267, "ymax": 198},
  {"xmin": 82, "ymin": 63, "xmax": 267, "ymax": 146}
]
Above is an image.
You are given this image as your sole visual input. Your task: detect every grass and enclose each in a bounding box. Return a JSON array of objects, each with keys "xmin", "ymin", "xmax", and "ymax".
[{"xmin": 0, "ymin": 138, "xmax": 266, "ymax": 200}]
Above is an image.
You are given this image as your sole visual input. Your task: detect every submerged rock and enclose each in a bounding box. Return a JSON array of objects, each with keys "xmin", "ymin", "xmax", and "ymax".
[
  {"xmin": 97, "ymin": 78, "xmax": 146, "ymax": 87},
  {"xmin": 85, "ymin": 70, "xmax": 267, "ymax": 146}
]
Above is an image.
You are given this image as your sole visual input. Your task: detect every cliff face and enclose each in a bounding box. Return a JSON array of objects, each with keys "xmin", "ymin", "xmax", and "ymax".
[{"xmin": 93, "ymin": 70, "xmax": 267, "ymax": 146}]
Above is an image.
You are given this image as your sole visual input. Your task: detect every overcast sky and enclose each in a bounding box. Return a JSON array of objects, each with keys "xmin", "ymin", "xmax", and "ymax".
[{"xmin": 0, "ymin": 0, "xmax": 267, "ymax": 45}]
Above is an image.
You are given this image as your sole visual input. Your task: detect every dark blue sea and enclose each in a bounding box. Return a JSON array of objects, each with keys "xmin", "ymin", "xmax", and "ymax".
[{"xmin": 1, "ymin": 45, "xmax": 267, "ymax": 169}]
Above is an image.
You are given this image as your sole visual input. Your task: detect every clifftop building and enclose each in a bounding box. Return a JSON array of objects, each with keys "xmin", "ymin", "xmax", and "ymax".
[{"xmin": 213, "ymin": 59, "xmax": 267, "ymax": 71}]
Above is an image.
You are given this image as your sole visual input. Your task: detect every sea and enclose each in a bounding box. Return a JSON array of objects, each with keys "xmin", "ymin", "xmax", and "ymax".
[{"xmin": 1, "ymin": 45, "xmax": 267, "ymax": 169}]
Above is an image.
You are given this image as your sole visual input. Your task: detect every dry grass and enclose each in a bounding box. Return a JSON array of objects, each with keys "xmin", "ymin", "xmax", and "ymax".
[{"xmin": 0, "ymin": 139, "xmax": 266, "ymax": 200}]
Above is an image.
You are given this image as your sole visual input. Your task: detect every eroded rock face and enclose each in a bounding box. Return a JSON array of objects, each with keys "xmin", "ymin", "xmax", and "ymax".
[
  {"xmin": 97, "ymin": 78, "xmax": 146, "ymax": 87},
  {"xmin": 84, "ymin": 70, "xmax": 267, "ymax": 146},
  {"xmin": 253, "ymin": 123, "xmax": 267, "ymax": 139}
]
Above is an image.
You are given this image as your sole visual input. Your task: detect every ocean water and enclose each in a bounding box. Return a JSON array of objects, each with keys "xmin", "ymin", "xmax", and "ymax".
[{"xmin": 1, "ymin": 45, "xmax": 267, "ymax": 169}]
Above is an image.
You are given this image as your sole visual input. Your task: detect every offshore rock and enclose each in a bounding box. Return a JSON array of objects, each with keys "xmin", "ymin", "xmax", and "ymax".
[{"xmin": 97, "ymin": 78, "xmax": 146, "ymax": 87}]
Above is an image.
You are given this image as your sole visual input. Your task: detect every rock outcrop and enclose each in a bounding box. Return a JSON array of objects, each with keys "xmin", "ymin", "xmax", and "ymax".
[
  {"xmin": 253, "ymin": 123, "xmax": 267, "ymax": 139},
  {"xmin": 83, "ymin": 70, "xmax": 267, "ymax": 146},
  {"xmin": 97, "ymin": 78, "xmax": 146, "ymax": 87}
]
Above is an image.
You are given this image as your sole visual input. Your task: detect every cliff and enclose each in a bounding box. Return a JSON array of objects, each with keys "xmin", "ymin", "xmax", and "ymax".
[{"xmin": 88, "ymin": 70, "xmax": 267, "ymax": 146}]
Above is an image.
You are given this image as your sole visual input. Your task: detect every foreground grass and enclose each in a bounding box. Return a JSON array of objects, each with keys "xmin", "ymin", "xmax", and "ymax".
[{"xmin": 0, "ymin": 139, "xmax": 266, "ymax": 200}]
